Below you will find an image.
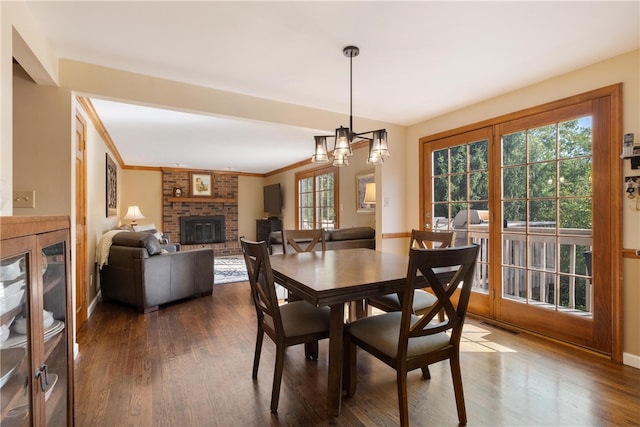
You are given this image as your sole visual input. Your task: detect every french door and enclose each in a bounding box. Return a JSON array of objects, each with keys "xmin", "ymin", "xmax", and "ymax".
[{"xmin": 420, "ymin": 86, "xmax": 621, "ymax": 356}]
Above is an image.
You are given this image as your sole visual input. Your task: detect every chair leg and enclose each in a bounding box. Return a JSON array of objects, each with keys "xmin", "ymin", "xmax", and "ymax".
[
  {"xmin": 450, "ymin": 354, "xmax": 467, "ymax": 425},
  {"xmin": 396, "ymin": 368, "xmax": 409, "ymax": 427},
  {"xmin": 271, "ymin": 342, "xmax": 286, "ymax": 413},
  {"xmin": 421, "ymin": 365, "xmax": 431, "ymax": 380},
  {"xmin": 252, "ymin": 328, "xmax": 264, "ymax": 379},
  {"xmin": 304, "ymin": 340, "xmax": 319, "ymax": 360}
]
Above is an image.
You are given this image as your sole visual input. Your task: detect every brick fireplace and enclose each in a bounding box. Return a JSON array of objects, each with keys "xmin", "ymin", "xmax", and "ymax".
[{"xmin": 162, "ymin": 170, "xmax": 240, "ymax": 256}]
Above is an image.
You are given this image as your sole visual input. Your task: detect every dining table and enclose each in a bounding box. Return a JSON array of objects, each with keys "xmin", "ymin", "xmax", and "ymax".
[{"xmin": 268, "ymin": 247, "xmax": 425, "ymax": 417}]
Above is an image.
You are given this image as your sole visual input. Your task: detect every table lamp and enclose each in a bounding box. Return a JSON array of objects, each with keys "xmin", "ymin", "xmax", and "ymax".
[{"xmin": 124, "ymin": 205, "xmax": 145, "ymax": 226}]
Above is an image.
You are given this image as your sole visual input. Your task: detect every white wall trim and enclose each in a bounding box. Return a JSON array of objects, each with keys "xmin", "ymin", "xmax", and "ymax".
[{"xmin": 623, "ymin": 352, "xmax": 640, "ymax": 369}]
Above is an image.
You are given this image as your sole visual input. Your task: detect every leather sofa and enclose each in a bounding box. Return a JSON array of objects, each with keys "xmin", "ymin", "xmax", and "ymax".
[
  {"xmin": 268, "ymin": 226, "xmax": 375, "ymax": 254},
  {"xmin": 100, "ymin": 231, "xmax": 214, "ymax": 313}
]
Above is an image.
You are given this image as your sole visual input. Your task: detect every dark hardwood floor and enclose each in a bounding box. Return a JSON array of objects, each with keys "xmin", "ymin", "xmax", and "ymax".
[{"xmin": 74, "ymin": 282, "xmax": 640, "ymax": 426}]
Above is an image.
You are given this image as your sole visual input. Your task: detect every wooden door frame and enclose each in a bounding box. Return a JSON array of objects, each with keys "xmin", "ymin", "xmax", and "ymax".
[
  {"xmin": 75, "ymin": 112, "xmax": 88, "ymax": 332},
  {"xmin": 419, "ymin": 84, "xmax": 622, "ymax": 361}
]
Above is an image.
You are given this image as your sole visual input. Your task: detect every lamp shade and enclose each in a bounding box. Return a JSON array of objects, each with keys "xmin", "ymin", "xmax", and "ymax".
[
  {"xmin": 124, "ymin": 205, "xmax": 145, "ymax": 225},
  {"xmin": 370, "ymin": 130, "xmax": 390, "ymax": 158},
  {"xmin": 332, "ymin": 153, "xmax": 349, "ymax": 167},
  {"xmin": 311, "ymin": 136, "xmax": 329, "ymax": 163},
  {"xmin": 363, "ymin": 182, "xmax": 376, "ymax": 204},
  {"xmin": 334, "ymin": 126, "xmax": 352, "ymax": 157}
]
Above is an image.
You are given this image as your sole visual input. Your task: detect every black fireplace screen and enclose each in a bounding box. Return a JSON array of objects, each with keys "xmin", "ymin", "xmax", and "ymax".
[{"xmin": 180, "ymin": 215, "xmax": 225, "ymax": 244}]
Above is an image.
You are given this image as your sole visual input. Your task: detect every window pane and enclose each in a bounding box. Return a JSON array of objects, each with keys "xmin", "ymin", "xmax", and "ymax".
[
  {"xmin": 450, "ymin": 145, "xmax": 467, "ymax": 174},
  {"xmin": 450, "ymin": 174, "xmax": 467, "ymax": 201},
  {"xmin": 502, "ymin": 131, "xmax": 526, "ymax": 165},
  {"xmin": 528, "ymin": 124, "xmax": 557, "ymax": 163},
  {"xmin": 433, "ymin": 176, "xmax": 449, "ymax": 202},
  {"xmin": 469, "ymin": 140, "xmax": 488, "ymax": 171},
  {"xmin": 503, "ymin": 166, "xmax": 526, "ymax": 199},
  {"xmin": 559, "ymin": 198, "xmax": 592, "ymax": 230},
  {"xmin": 529, "ymin": 199, "xmax": 556, "ymax": 224},
  {"xmin": 433, "ymin": 149, "xmax": 448, "ymax": 176},
  {"xmin": 469, "ymin": 171, "xmax": 488, "ymax": 201},
  {"xmin": 559, "ymin": 117, "xmax": 592, "ymax": 158},
  {"xmin": 503, "ymin": 266, "xmax": 526, "ymax": 300},
  {"xmin": 529, "ymin": 161, "xmax": 556, "ymax": 198},
  {"xmin": 559, "ymin": 158, "xmax": 591, "ymax": 197},
  {"xmin": 503, "ymin": 200, "xmax": 526, "ymax": 223}
]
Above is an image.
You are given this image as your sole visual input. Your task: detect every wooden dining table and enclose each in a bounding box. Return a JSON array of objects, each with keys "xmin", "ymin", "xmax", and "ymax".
[{"xmin": 268, "ymin": 247, "xmax": 418, "ymax": 417}]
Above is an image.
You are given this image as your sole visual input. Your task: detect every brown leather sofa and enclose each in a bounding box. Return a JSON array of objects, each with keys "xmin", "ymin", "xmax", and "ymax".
[
  {"xmin": 100, "ymin": 232, "xmax": 214, "ymax": 313},
  {"xmin": 268, "ymin": 226, "xmax": 375, "ymax": 254}
]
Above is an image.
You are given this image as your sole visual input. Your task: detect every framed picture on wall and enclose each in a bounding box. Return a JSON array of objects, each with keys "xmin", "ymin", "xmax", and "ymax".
[
  {"xmin": 105, "ymin": 154, "xmax": 117, "ymax": 217},
  {"xmin": 190, "ymin": 172, "xmax": 212, "ymax": 197},
  {"xmin": 356, "ymin": 172, "xmax": 375, "ymax": 213}
]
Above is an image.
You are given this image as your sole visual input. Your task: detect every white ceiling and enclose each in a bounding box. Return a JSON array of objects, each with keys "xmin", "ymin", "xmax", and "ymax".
[{"xmin": 24, "ymin": 1, "xmax": 640, "ymax": 174}]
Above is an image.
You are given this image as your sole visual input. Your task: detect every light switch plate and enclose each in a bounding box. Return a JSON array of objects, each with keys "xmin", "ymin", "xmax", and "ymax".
[{"xmin": 13, "ymin": 190, "xmax": 35, "ymax": 208}]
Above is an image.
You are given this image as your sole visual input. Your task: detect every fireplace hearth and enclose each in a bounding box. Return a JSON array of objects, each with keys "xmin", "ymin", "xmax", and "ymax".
[{"xmin": 180, "ymin": 215, "xmax": 225, "ymax": 244}]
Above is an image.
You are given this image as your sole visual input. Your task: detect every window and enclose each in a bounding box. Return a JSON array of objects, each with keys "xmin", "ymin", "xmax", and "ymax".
[{"xmin": 295, "ymin": 166, "xmax": 339, "ymax": 230}]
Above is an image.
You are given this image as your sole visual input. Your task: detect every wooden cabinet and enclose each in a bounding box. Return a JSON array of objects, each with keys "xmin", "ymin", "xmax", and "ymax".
[
  {"xmin": 1, "ymin": 216, "xmax": 73, "ymax": 426},
  {"xmin": 256, "ymin": 219, "xmax": 282, "ymax": 243}
]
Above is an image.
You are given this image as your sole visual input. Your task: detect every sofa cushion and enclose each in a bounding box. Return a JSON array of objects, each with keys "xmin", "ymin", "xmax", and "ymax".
[
  {"xmin": 112, "ymin": 231, "xmax": 162, "ymax": 255},
  {"xmin": 329, "ymin": 227, "xmax": 375, "ymax": 241}
]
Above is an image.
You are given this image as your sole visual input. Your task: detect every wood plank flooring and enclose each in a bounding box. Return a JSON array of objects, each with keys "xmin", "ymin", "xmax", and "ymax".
[{"xmin": 74, "ymin": 282, "xmax": 640, "ymax": 426}]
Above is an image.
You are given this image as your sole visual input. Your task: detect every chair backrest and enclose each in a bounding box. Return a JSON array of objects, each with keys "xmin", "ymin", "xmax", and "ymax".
[
  {"xmin": 281, "ymin": 229, "xmax": 326, "ymax": 254},
  {"xmin": 409, "ymin": 229, "xmax": 454, "ymax": 250},
  {"xmin": 240, "ymin": 237, "xmax": 284, "ymax": 337},
  {"xmin": 398, "ymin": 245, "xmax": 480, "ymax": 358}
]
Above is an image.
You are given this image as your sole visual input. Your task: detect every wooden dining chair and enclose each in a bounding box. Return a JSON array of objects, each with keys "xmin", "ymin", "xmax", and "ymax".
[
  {"xmin": 240, "ymin": 237, "xmax": 330, "ymax": 412},
  {"xmin": 367, "ymin": 229, "xmax": 455, "ymax": 315},
  {"xmin": 343, "ymin": 244, "xmax": 480, "ymax": 426},
  {"xmin": 280, "ymin": 228, "xmax": 326, "ymax": 254},
  {"xmin": 279, "ymin": 229, "xmax": 326, "ymax": 305}
]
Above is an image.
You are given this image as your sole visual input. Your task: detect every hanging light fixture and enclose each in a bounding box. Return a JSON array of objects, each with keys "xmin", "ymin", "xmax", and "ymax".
[{"xmin": 311, "ymin": 46, "xmax": 390, "ymax": 167}]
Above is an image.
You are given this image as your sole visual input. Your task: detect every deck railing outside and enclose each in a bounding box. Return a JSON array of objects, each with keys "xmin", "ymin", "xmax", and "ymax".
[{"xmin": 456, "ymin": 223, "xmax": 593, "ymax": 318}]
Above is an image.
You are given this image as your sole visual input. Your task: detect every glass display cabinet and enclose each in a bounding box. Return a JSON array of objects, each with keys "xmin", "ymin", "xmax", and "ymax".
[{"xmin": 1, "ymin": 216, "xmax": 73, "ymax": 426}]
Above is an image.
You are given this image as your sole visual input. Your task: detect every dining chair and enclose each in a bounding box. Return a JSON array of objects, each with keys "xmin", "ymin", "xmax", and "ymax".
[
  {"xmin": 343, "ymin": 244, "xmax": 480, "ymax": 426},
  {"xmin": 279, "ymin": 229, "xmax": 326, "ymax": 305},
  {"xmin": 280, "ymin": 228, "xmax": 326, "ymax": 254},
  {"xmin": 240, "ymin": 237, "xmax": 330, "ymax": 412},
  {"xmin": 367, "ymin": 229, "xmax": 455, "ymax": 315}
]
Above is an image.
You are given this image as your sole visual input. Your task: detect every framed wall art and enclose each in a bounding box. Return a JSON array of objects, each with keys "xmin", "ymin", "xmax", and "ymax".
[
  {"xmin": 356, "ymin": 172, "xmax": 375, "ymax": 213},
  {"xmin": 190, "ymin": 172, "xmax": 212, "ymax": 197},
  {"xmin": 105, "ymin": 154, "xmax": 117, "ymax": 217}
]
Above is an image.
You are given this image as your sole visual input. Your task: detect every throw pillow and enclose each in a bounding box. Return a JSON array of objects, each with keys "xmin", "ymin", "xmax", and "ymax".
[{"xmin": 133, "ymin": 223, "xmax": 164, "ymax": 242}]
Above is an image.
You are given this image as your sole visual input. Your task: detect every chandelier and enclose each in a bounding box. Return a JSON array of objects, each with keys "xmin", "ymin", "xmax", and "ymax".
[{"xmin": 311, "ymin": 46, "xmax": 390, "ymax": 167}]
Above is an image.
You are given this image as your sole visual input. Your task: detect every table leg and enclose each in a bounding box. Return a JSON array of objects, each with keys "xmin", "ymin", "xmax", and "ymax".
[{"xmin": 327, "ymin": 304, "xmax": 344, "ymax": 417}]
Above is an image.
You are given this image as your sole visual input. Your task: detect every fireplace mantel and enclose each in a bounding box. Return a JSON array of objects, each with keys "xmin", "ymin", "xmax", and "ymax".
[{"xmin": 165, "ymin": 197, "xmax": 237, "ymax": 203}]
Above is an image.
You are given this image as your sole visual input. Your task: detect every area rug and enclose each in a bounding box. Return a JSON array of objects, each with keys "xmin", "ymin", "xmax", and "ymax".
[{"xmin": 214, "ymin": 256, "xmax": 248, "ymax": 285}]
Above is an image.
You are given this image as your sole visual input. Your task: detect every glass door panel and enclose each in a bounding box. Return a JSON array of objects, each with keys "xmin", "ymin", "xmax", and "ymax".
[
  {"xmin": 500, "ymin": 116, "xmax": 593, "ymax": 317},
  {"xmin": 425, "ymin": 127, "xmax": 492, "ymax": 316},
  {"xmin": 40, "ymin": 237, "xmax": 69, "ymax": 426},
  {"xmin": 1, "ymin": 243, "xmax": 33, "ymax": 426}
]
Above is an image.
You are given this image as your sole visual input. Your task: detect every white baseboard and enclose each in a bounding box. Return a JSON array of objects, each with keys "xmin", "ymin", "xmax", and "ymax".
[
  {"xmin": 623, "ymin": 352, "xmax": 640, "ymax": 369},
  {"xmin": 74, "ymin": 291, "xmax": 102, "ymax": 360},
  {"xmin": 88, "ymin": 290, "xmax": 101, "ymax": 318}
]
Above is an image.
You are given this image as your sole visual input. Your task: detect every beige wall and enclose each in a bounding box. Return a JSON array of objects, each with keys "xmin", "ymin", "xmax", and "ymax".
[
  {"xmin": 120, "ymin": 169, "xmax": 163, "ymax": 229},
  {"xmin": 238, "ymin": 175, "xmax": 265, "ymax": 241},
  {"xmin": 12, "ymin": 63, "xmax": 71, "ymax": 216},
  {"xmin": 405, "ymin": 50, "xmax": 640, "ymax": 364}
]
